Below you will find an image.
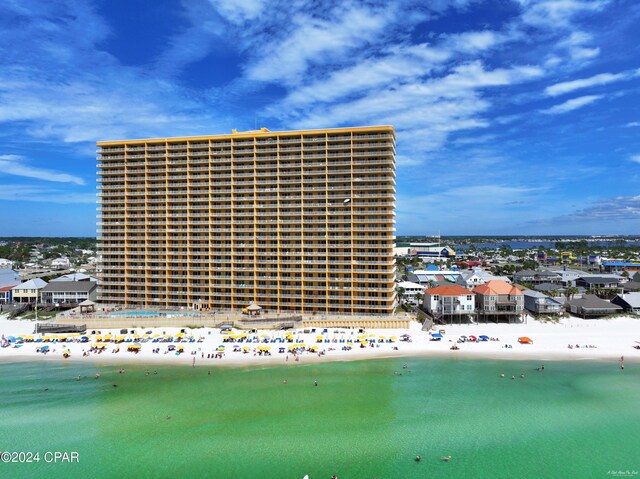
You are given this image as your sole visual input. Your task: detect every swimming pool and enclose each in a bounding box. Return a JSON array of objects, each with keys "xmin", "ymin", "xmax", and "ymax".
[{"xmin": 108, "ymin": 311, "xmax": 202, "ymax": 319}]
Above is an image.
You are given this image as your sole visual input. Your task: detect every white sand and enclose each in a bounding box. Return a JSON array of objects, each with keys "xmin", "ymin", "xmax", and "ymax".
[{"xmin": 1, "ymin": 314, "xmax": 638, "ymax": 367}]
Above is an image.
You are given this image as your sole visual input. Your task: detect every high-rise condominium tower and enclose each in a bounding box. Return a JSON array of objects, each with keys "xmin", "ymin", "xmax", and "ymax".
[{"xmin": 97, "ymin": 126, "xmax": 396, "ymax": 315}]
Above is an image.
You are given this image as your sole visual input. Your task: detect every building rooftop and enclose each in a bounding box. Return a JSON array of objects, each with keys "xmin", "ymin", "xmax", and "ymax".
[
  {"xmin": 425, "ymin": 285, "xmax": 473, "ymax": 296},
  {"xmin": 473, "ymin": 280, "xmax": 523, "ymax": 296}
]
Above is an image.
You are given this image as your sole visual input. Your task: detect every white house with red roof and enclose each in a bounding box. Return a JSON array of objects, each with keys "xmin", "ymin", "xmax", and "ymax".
[
  {"xmin": 423, "ymin": 284, "xmax": 475, "ymax": 324},
  {"xmin": 473, "ymin": 280, "xmax": 524, "ymax": 323}
]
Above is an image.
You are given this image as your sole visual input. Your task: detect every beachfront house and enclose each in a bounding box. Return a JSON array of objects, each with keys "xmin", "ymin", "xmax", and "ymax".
[
  {"xmin": 11, "ymin": 278, "xmax": 48, "ymax": 303},
  {"xmin": 423, "ymin": 284, "xmax": 475, "ymax": 324},
  {"xmin": 611, "ymin": 292, "xmax": 640, "ymax": 314},
  {"xmin": 396, "ymin": 281, "xmax": 425, "ymax": 305},
  {"xmin": 565, "ymin": 295, "xmax": 622, "ymax": 318},
  {"xmin": 473, "ymin": 280, "xmax": 524, "ymax": 323},
  {"xmin": 41, "ymin": 281, "xmax": 98, "ymax": 305},
  {"xmin": 523, "ymin": 289, "xmax": 564, "ymax": 316},
  {"xmin": 513, "ymin": 269, "xmax": 561, "ymax": 285},
  {"xmin": 456, "ymin": 268, "xmax": 510, "ymax": 290},
  {"xmin": 533, "ymin": 282, "xmax": 568, "ymax": 297},
  {"xmin": 0, "ymin": 258, "xmax": 14, "ymax": 269}
]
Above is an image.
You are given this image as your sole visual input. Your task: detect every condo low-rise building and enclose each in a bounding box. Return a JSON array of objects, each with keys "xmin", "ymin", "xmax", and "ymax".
[{"xmin": 41, "ymin": 281, "xmax": 98, "ymax": 304}]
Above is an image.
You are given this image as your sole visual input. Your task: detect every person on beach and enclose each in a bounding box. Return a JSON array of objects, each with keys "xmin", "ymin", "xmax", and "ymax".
[{"xmin": 314, "ymin": 380, "xmax": 318, "ymax": 387}]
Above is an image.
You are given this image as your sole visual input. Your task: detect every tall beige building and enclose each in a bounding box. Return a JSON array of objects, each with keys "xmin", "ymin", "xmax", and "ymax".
[{"xmin": 97, "ymin": 126, "xmax": 396, "ymax": 315}]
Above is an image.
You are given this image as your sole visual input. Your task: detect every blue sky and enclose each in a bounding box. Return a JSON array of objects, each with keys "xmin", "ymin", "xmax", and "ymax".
[{"xmin": 1, "ymin": 0, "xmax": 639, "ymax": 236}]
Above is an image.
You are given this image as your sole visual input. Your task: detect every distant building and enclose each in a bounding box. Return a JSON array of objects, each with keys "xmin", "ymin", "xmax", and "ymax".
[
  {"xmin": 513, "ymin": 269, "xmax": 561, "ymax": 285},
  {"xmin": 51, "ymin": 257, "xmax": 71, "ymax": 270},
  {"xmin": 565, "ymin": 295, "xmax": 622, "ymax": 318},
  {"xmin": 393, "ymin": 243, "xmax": 456, "ymax": 258},
  {"xmin": 50, "ymin": 273, "xmax": 97, "ymax": 282},
  {"xmin": 611, "ymin": 293, "xmax": 640, "ymax": 314},
  {"xmin": 601, "ymin": 261, "xmax": 640, "ymax": 273},
  {"xmin": 408, "ymin": 269, "xmax": 460, "ymax": 285},
  {"xmin": 396, "ymin": 281, "xmax": 425, "ymax": 304},
  {"xmin": 12, "ymin": 278, "xmax": 48, "ymax": 303},
  {"xmin": 0, "ymin": 258, "xmax": 14, "ymax": 269},
  {"xmin": 575, "ymin": 276, "xmax": 621, "ymax": 290},
  {"xmin": 456, "ymin": 268, "xmax": 510, "ymax": 290},
  {"xmin": 473, "ymin": 280, "xmax": 524, "ymax": 323},
  {"xmin": 41, "ymin": 281, "xmax": 98, "ymax": 304},
  {"xmin": 423, "ymin": 284, "xmax": 475, "ymax": 324}
]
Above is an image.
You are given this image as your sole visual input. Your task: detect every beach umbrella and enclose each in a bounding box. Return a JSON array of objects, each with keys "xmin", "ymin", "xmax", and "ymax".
[
  {"xmin": 7, "ymin": 336, "xmax": 16, "ymax": 342},
  {"xmin": 479, "ymin": 335, "xmax": 489, "ymax": 341},
  {"xmin": 24, "ymin": 335, "xmax": 34, "ymax": 341},
  {"xmin": 518, "ymin": 337, "xmax": 533, "ymax": 344},
  {"xmin": 469, "ymin": 335, "xmax": 477, "ymax": 341},
  {"xmin": 431, "ymin": 333, "xmax": 443, "ymax": 339},
  {"xmin": 40, "ymin": 345, "xmax": 49, "ymax": 351}
]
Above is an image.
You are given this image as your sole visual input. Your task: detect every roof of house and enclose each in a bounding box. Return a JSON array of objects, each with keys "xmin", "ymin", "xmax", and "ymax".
[
  {"xmin": 614, "ymin": 293, "xmax": 640, "ymax": 308},
  {"xmin": 50, "ymin": 273, "xmax": 97, "ymax": 282},
  {"xmin": 566, "ymin": 295, "xmax": 622, "ymax": 310},
  {"xmin": 425, "ymin": 285, "xmax": 474, "ymax": 296},
  {"xmin": 622, "ymin": 281, "xmax": 640, "ymax": 291},
  {"xmin": 397, "ymin": 281, "xmax": 424, "ymax": 290},
  {"xmin": 473, "ymin": 280, "xmax": 523, "ymax": 296},
  {"xmin": 514, "ymin": 269, "xmax": 537, "ymax": 277},
  {"xmin": 523, "ymin": 289, "xmax": 564, "ymax": 303},
  {"xmin": 41, "ymin": 281, "xmax": 97, "ymax": 293},
  {"xmin": 534, "ymin": 282, "xmax": 565, "ymax": 292},
  {"xmin": 459, "ymin": 269, "xmax": 511, "ymax": 283},
  {"xmin": 0, "ymin": 268, "xmax": 21, "ymax": 289},
  {"xmin": 577, "ymin": 276, "xmax": 620, "ymax": 284},
  {"xmin": 13, "ymin": 278, "xmax": 47, "ymax": 290}
]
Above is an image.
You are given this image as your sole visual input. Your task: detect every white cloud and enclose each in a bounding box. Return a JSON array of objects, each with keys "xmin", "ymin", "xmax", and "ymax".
[
  {"xmin": 0, "ymin": 184, "xmax": 95, "ymax": 203},
  {"xmin": 210, "ymin": 0, "xmax": 266, "ymax": 23},
  {"xmin": 0, "ymin": 155, "xmax": 85, "ymax": 185},
  {"xmin": 545, "ymin": 72, "xmax": 629, "ymax": 96},
  {"xmin": 625, "ymin": 122, "xmax": 640, "ymax": 128},
  {"xmin": 542, "ymin": 94, "xmax": 603, "ymax": 114},
  {"xmin": 518, "ymin": 0, "xmax": 610, "ymax": 28},
  {"xmin": 630, "ymin": 155, "xmax": 640, "ymax": 164},
  {"xmin": 246, "ymin": 5, "xmax": 391, "ymax": 84}
]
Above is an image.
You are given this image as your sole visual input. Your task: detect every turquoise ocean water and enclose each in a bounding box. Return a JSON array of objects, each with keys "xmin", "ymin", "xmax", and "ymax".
[{"xmin": 1, "ymin": 358, "xmax": 638, "ymax": 478}]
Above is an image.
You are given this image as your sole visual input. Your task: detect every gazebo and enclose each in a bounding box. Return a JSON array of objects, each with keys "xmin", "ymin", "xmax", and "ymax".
[
  {"xmin": 245, "ymin": 303, "xmax": 262, "ymax": 316},
  {"xmin": 79, "ymin": 299, "xmax": 96, "ymax": 314}
]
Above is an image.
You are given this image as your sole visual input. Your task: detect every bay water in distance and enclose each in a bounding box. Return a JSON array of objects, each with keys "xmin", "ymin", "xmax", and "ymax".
[{"xmin": 1, "ymin": 357, "xmax": 638, "ymax": 478}]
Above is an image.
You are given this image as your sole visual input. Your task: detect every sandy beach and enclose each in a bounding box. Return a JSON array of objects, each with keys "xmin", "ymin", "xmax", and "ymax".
[{"xmin": 1, "ymin": 314, "xmax": 639, "ymax": 367}]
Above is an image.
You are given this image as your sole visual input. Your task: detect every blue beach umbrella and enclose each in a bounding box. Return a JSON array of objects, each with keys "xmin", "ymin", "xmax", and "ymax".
[
  {"xmin": 40, "ymin": 345, "xmax": 49, "ymax": 351},
  {"xmin": 479, "ymin": 335, "xmax": 490, "ymax": 341},
  {"xmin": 7, "ymin": 336, "xmax": 16, "ymax": 342},
  {"xmin": 431, "ymin": 333, "xmax": 443, "ymax": 339}
]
